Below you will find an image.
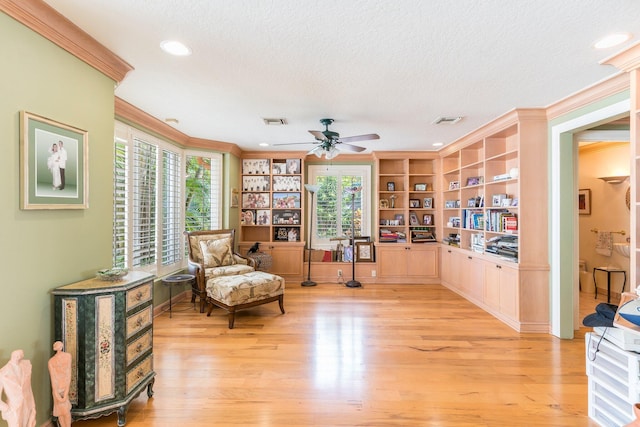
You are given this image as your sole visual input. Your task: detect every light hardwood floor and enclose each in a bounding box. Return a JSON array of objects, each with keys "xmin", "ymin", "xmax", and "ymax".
[{"xmin": 72, "ymin": 283, "xmax": 610, "ymax": 427}]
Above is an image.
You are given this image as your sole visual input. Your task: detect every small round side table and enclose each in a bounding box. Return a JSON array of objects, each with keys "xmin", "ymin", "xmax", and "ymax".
[{"xmin": 162, "ymin": 274, "xmax": 195, "ymax": 318}]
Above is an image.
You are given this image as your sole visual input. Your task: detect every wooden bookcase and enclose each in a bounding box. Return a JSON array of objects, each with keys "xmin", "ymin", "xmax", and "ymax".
[
  {"xmin": 238, "ymin": 153, "xmax": 305, "ymax": 280},
  {"xmin": 373, "ymin": 152, "xmax": 440, "ymax": 283},
  {"xmin": 438, "ymin": 109, "xmax": 549, "ymax": 332}
]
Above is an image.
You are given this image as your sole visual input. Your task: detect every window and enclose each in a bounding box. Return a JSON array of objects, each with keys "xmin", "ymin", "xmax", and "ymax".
[
  {"xmin": 307, "ymin": 165, "xmax": 371, "ymax": 248},
  {"xmin": 113, "ymin": 122, "xmax": 221, "ymax": 275}
]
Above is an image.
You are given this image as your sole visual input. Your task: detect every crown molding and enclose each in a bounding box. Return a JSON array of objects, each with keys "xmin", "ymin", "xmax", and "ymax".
[{"xmin": 0, "ymin": 0, "xmax": 133, "ymax": 83}]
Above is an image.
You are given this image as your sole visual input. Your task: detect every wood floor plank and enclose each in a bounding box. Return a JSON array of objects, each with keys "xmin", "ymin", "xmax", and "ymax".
[{"xmin": 71, "ymin": 283, "xmax": 604, "ymax": 426}]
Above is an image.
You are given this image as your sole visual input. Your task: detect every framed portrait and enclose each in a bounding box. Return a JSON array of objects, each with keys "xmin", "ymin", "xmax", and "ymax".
[
  {"xmin": 242, "ymin": 175, "xmax": 270, "ymax": 191},
  {"xmin": 409, "ymin": 199, "xmax": 421, "ymax": 208},
  {"xmin": 414, "ymin": 183, "xmax": 427, "ymax": 191},
  {"xmin": 423, "ymin": 197, "xmax": 433, "ymax": 208},
  {"xmin": 578, "ymin": 189, "xmax": 591, "ymax": 215},
  {"xmin": 256, "ymin": 209, "xmax": 271, "ymax": 225},
  {"xmin": 394, "ymin": 214, "xmax": 405, "ymax": 225},
  {"xmin": 272, "ymin": 175, "xmax": 301, "ymax": 191},
  {"xmin": 241, "ymin": 209, "xmax": 256, "ymax": 225},
  {"xmin": 242, "ymin": 192, "xmax": 270, "ymax": 209},
  {"xmin": 379, "ymin": 199, "xmax": 389, "ymax": 208},
  {"xmin": 448, "ymin": 181, "xmax": 460, "ymax": 190},
  {"xmin": 409, "ymin": 212, "xmax": 420, "ymax": 225},
  {"xmin": 355, "ymin": 242, "xmax": 374, "ymax": 262},
  {"xmin": 387, "ymin": 181, "xmax": 395, "ymax": 191},
  {"xmin": 285, "ymin": 159, "xmax": 301, "ymax": 175},
  {"xmin": 423, "ymin": 214, "xmax": 433, "ymax": 225},
  {"xmin": 466, "ymin": 176, "xmax": 483, "ymax": 186},
  {"xmin": 272, "ymin": 159, "xmax": 286, "ymax": 175},
  {"xmin": 20, "ymin": 111, "xmax": 88, "ymax": 209}
]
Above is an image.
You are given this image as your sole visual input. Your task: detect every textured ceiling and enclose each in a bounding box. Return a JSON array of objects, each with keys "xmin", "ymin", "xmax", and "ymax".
[{"xmin": 43, "ymin": 0, "xmax": 640, "ymax": 153}]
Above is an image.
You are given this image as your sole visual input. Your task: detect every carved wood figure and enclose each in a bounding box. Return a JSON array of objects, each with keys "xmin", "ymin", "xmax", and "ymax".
[{"xmin": 48, "ymin": 341, "xmax": 72, "ymax": 427}]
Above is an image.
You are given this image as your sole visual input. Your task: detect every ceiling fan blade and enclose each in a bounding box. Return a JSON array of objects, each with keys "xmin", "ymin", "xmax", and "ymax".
[
  {"xmin": 308, "ymin": 130, "xmax": 326, "ymax": 141},
  {"xmin": 336, "ymin": 143, "xmax": 366, "ymax": 153},
  {"xmin": 338, "ymin": 133, "xmax": 380, "ymax": 143}
]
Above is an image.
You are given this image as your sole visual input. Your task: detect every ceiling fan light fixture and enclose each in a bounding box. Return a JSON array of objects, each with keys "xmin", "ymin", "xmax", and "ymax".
[
  {"xmin": 310, "ymin": 146, "xmax": 323, "ymax": 158},
  {"xmin": 593, "ymin": 32, "xmax": 632, "ymax": 49},
  {"xmin": 325, "ymin": 146, "xmax": 339, "ymax": 160}
]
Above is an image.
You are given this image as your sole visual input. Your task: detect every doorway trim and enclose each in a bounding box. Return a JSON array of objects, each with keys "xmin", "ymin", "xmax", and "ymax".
[{"xmin": 550, "ymin": 98, "xmax": 630, "ymax": 338}]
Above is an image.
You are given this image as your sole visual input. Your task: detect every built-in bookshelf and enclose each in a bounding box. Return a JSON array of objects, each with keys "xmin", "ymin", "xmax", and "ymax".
[
  {"xmin": 375, "ymin": 154, "xmax": 439, "ymax": 244},
  {"xmin": 238, "ymin": 154, "xmax": 305, "ymax": 280},
  {"xmin": 438, "ymin": 109, "xmax": 549, "ymax": 332}
]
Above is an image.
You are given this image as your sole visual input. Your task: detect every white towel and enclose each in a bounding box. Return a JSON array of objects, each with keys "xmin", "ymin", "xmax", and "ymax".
[{"xmin": 595, "ymin": 231, "xmax": 613, "ymax": 257}]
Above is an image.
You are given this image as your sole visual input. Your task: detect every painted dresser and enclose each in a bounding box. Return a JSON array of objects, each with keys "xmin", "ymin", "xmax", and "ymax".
[{"xmin": 52, "ymin": 271, "xmax": 156, "ymax": 426}]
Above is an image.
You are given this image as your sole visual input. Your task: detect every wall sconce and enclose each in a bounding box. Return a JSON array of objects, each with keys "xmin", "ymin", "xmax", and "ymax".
[{"xmin": 598, "ymin": 176, "xmax": 629, "ymax": 184}]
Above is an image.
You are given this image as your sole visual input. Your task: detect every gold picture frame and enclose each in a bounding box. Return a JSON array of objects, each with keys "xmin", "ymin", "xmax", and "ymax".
[{"xmin": 20, "ymin": 111, "xmax": 89, "ymax": 209}]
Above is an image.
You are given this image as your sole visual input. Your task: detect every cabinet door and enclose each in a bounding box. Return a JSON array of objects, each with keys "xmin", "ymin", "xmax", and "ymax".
[
  {"xmin": 498, "ymin": 265, "xmax": 519, "ymax": 319},
  {"xmin": 483, "ymin": 262, "xmax": 501, "ymax": 311},
  {"xmin": 440, "ymin": 247, "xmax": 454, "ymax": 285},
  {"xmin": 268, "ymin": 245, "xmax": 303, "ymax": 277},
  {"xmin": 461, "ymin": 254, "xmax": 483, "ymax": 301},
  {"xmin": 377, "ymin": 246, "xmax": 409, "ymax": 278},
  {"xmin": 406, "ymin": 245, "xmax": 438, "ymax": 277}
]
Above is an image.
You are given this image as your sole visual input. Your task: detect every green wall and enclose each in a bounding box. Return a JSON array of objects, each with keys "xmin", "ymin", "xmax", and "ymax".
[{"xmin": 1, "ymin": 12, "xmax": 115, "ymax": 424}]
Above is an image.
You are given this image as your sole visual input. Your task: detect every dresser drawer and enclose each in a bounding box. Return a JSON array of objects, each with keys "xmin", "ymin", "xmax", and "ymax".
[
  {"xmin": 126, "ymin": 329, "xmax": 152, "ymax": 365},
  {"xmin": 126, "ymin": 305, "xmax": 152, "ymax": 338},
  {"xmin": 126, "ymin": 281, "xmax": 153, "ymax": 312},
  {"xmin": 126, "ymin": 355, "xmax": 153, "ymax": 394}
]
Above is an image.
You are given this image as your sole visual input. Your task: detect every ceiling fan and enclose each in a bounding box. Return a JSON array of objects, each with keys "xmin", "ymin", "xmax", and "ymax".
[{"xmin": 274, "ymin": 118, "xmax": 380, "ymax": 159}]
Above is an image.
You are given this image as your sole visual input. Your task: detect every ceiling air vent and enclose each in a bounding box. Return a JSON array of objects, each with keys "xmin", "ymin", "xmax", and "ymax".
[
  {"xmin": 263, "ymin": 118, "xmax": 288, "ymax": 126},
  {"xmin": 432, "ymin": 116, "xmax": 463, "ymax": 125}
]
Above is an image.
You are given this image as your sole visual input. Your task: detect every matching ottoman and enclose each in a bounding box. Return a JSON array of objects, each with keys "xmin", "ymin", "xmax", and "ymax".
[{"xmin": 206, "ymin": 271, "xmax": 285, "ymax": 328}]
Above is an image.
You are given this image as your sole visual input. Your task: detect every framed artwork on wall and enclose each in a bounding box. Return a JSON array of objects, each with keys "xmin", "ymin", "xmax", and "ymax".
[
  {"xmin": 578, "ymin": 188, "xmax": 591, "ymax": 215},
  {"xmin": 20, "ymin": 111, "xmax": 89, "ymax": 210}
]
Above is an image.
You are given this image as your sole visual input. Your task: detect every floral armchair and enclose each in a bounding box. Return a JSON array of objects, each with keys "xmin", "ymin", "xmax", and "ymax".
[{"xmin": 184, "ymin": 229, "xmax": 255, "ymax": 313}]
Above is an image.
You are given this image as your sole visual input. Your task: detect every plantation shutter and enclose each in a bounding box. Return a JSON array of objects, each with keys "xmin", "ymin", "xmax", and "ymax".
[
  {"xmin": 113, "ymin": 138, "xmax": 128, "ymax": 268},
  {"xmin": 162, "ymin": 149, "xmax": 182, "ymax": 266},
  {"xmin": 132, "ymin": 138, "xmax": 157, "ymax": 268}
]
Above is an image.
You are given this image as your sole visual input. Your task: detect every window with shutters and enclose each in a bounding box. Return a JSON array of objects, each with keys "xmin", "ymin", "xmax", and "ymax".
[
  {"xmin": 307, "ymin": 165, "xmax": 371, "ymax": 249},
  {"xmin": 113, "ymin": 122, "xmax": 221, "ymax": 275}
]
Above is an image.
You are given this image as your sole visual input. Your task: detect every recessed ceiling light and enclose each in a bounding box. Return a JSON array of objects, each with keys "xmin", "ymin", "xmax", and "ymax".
[
  {"xmin": 164, "ymin": 118, "xmax": 179, "ymax": 125},
  {"xmin": 160, "ymin": 40, "xmax": 192, "ymax": 56},
  {"xmin": 263, "ymin": 118, "xmax": 288, "ymax": 125},
  {"xmin": 593, "ymin": 32, "xmax": 632, "ymax": 49},
  {"xmin": 432, "ymin": 142, "xmax": 443, "ymax": 147},
  {"xmin": 259, "ymin": 143, "xmax": 269, "ymax": 147}
]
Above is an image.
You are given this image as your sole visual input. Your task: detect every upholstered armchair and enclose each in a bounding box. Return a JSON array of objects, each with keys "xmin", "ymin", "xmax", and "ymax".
[{"xmin": 184, "ymin": 229, "xmax": 255, "ymax": 313}]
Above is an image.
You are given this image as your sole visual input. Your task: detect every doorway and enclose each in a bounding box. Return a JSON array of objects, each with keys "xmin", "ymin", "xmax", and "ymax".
[{"xmin": 550, "ymin": 97, "xmax": 630, "ymax": 339}]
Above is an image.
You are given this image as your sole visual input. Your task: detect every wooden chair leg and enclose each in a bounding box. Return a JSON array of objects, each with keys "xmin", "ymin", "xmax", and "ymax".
[
  {"xmin": 228, "ymin": 309, "xmax": 236, "ymax": 329},
  {"xmin": 278, "ymin": 295, "xmax": 285, "ymax": 314}
]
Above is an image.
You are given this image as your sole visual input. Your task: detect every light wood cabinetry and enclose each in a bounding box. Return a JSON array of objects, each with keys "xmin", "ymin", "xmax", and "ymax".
[
  {"xmin": 376, "ymin": 244, "xmax": 439, "ymax": 283},
  {"xmin": 239, "ymin": 153, "xmax": 306, "ymax": 280},
  {"xmin": 438, "ymin": 109, "xmax": 549, "ymax": 332},
  {"xmin": 52, "ymin": 271, "xmax": 156, "ymax": 426}
]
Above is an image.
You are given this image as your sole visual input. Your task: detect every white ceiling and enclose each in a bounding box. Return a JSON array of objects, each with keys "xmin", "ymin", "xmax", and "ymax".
[{"xmin": 43, "ymin": 0, "xmax": 640, "ymax": 154}]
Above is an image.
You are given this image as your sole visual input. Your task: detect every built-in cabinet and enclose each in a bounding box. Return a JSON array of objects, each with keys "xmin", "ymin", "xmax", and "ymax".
[
  {"xmin": 438, "ymin": 109, "xmax": 549, "ymax": 332},
  {"xmin": 239, "ymin": 153, "xmax": 306, "ymax": 280},
  {"xmin": 52, "ymin": 271, "xmax": 156, "ymax": 426},
  {"xmin": 376, "ymin": 244, "xmax": 439, "ymax": 282}
]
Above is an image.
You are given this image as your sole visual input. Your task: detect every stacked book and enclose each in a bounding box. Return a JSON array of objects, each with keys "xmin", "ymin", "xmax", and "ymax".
[
  {"xmin": 462, "ymin": 209, "xmax": 484, "ymax": 230},
  {"xmin": 379, "ymin": 229, "xmax": 407, "ymax": 243},
  {"xmin": 485, "ymin": 235, "xmax": 518, "ymax": 261},
  {"xmin": 443, "ymin": 233, "xmax": 461, "ymax": 247}
]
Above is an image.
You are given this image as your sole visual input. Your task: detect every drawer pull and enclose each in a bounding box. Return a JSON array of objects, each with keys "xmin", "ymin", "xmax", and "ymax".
[
  {"xmin": 136, "ymin": 343, "xmax": 143, "ymax": 353},
  {"xmin": 135, "ymin": 291, "xmax": 143, "ymax": 301},
  {"xmin": 136, "ymin": 317, "xmax": 143, "ymax": 327}
]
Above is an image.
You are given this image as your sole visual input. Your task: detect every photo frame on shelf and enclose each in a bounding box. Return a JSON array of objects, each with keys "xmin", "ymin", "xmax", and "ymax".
[
  {"xmin": 241, "ymin": 210, "xmax": 256, "ymax": 225},
  {"xmin": 467, "ymin": 198, "xmax": 478, "ymax": 208},
  {"xmin": 394, "ymin": 214, "xmax": 405, "ymax": 225},
  {"xmin": 285, "ymin": 159, "xmax": 301, "ymax": 175},
  {"xmin": 272, "ymin": 175, "xmax": 301, "ymax": 191},
  {"xmin": 444, "ymin": 200, "xmax": 457, "ymax": 209},
  {"xmin": 256, "ymin": 209, "xmax": 270, "ymax": 225},
  {"xmin": 272, "ymin": 209, "xmax": 300, "ymax": 225},
  {"xmin": 491, "ymin": 193, "xmax": 507, "ymax": 207},
  {"xmin": 409, "ymin": 199, "xmax": 421, "ymax": 208},
  {"xmin": 414, "ymin": 183, "xmax": 427, "ymax": 191},
  {"xmin": 273, "ymin": 192, "xmax": 301, "ymax": 208},
  {"xmin": 242, "ymin": 175, "xmax": 270, "ymax": 191},
  {"xmin": 242, "ymin": 158, "xmax": 270, "ymax": 175},
  {"xmin": 274, "ymin": 226, "xmax": 300, "ymax": 241},
  {"xmin": 578, "ymin": 189, "xmax": 591, "ymax": 215},
  {"xmin": 448, "ymin": 181, "xmax": 460, "ymax": 190},
  {"xmin": 20, "ymin": 111, "xmax": 89, "ymax": 210},
  {"xmin": 466, "ymin": 176, "xmax": 483, "ymax": 186},
  {"xmin": 272, "ymin": 159, "xmax": 287, "ymax": 175},
  {"xmin": 355, "ymin": 242, "xmax": 374, "ymax": 262},
  {"xmin": 423, "ymin": 214, "xmax": 433, "ymax": 225},
  {"xmin": 387, "ymin": 182, "xmax": 395, "ymax": 191},
  {"xmin": 423, "ymin": 197, "xmax": 433, "ymax": 208},
  {"xmin": 409, "ymin": 212, "xmax": 420, "ymax": 226},
  {"xmin": 379, "ymin": 199, "xmax": 389, "ymax": 208},
  {"xmin": 242, "ymin": 192, "xmax": 270, "ymax": 209},
  {"xmin": 501, "ymin": 198, "xmax": 513, "ymax": 207}
]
